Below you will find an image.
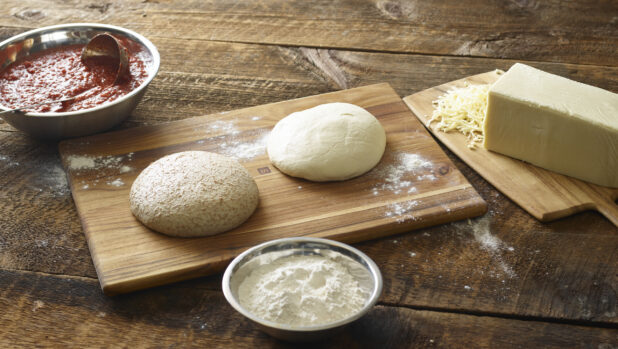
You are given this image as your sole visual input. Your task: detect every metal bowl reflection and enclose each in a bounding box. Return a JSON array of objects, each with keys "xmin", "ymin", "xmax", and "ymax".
[
  {"xmin": 222, "ymin": 237, "xmax": 383, "ymax": 342},
  {"xmin": 0, "ymin": 23, "xmax": 160, "ymax": 139}
]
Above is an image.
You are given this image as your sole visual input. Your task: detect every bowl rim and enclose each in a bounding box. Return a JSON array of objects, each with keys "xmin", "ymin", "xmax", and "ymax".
[
  {"xmin": 222, "ymin": 236, "xmax": 383, "ymax": 333},
  {"xmin": 0, "ymin": 22, "xmax": 160, "ymax": 118}
]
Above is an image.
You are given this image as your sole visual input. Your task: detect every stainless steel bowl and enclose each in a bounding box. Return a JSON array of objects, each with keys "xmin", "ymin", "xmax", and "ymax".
[
  {"xmin": 0, "ymin": 23, "xmax": 160, "ymax": 139},
  {"xmin": 222, "ymin": 237, "xmax": 383, "ymax": 342}
]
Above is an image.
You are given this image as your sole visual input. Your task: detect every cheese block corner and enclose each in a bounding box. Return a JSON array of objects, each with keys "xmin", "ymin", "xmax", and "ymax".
[{"xmin": 483, "ymin": 63, "xmax": 618, "ymax": 188}]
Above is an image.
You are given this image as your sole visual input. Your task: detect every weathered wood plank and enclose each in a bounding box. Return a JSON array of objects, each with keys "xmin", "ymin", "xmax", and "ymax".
[
  {"xmin": 0, "ymin": 0, "xmax": 616, "ymax": 65},
  {"xmin": 363, "ymin": 213, "xmax": 618, "ymax": 325},
  {"xmin": 0, "ymin": 269, "xmax": 616, "ymax": 348},
  {"xmin": 0, "ymin": 132, "xmax": 94, "ymax": 277}
]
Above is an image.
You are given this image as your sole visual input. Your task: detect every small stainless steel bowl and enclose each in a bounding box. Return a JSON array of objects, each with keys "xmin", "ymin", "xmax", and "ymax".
[
  {"xmin": 222, "ymin": 237, "xmax": 383, "ymax": 342},
  {"xmin": 0, "ymin": 23, "xmax": 160, "ymax": 139}
]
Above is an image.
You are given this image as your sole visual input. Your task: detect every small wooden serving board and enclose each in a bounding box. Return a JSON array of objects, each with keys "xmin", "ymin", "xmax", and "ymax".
[
  {"xmin": 59, "ymin": 83, "xmax": 486, "ymax": 295},
  {"xmin": 403, "ymin": 71, "xmax": 618, "ymax": 225}
]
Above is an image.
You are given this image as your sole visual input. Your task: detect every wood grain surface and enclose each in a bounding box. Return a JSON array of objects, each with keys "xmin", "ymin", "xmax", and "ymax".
[
  {"xmin": 1, "ymin": 0, "xmax": 616, "ymax": 65},
  {"xmin": 1, "ymin": 0, "xmax": 617, "ymax": 347},
  {"xmin": 58, "ymin": 83, "xmax": 486, "ymax": 295},
  {"xmin": 1, "ymin": 269, "xmax": 616, "ymax": 348},
  {"xmin": 403, "ymin": 71, "xmax": 618, "ymax": 225}
]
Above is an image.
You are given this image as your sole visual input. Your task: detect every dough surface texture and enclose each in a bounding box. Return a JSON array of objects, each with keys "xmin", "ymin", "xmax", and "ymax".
[
  {"xmin": 267, "ymin": 102, "xmax": 386, "ymax": 181},
  {"xmin": 129, "ymin": 151, "xmax": 259, "ymax": 237}
]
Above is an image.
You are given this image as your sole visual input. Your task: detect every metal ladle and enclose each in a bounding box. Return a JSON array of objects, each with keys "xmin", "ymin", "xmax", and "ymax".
[
  {"xmin": 0, "ymin": 33, "xmax": 130, "ymax": 115},
  {"xmin": 81, "ymin": 33, "xmax": 131, "ymax": 84}
]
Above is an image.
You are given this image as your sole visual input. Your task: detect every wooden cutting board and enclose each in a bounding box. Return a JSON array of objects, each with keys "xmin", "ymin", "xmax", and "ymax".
[
  {"xmin": 403, "ymin": 71, "xmax": 618, "ymax": 225},
  {"xmin": 59, "ymin": 83, "xmax": 487, "ymax": 295}
]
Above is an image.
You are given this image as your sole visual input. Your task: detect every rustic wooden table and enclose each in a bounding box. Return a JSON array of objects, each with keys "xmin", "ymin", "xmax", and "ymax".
[{"xmin": 0, "ymin": 1, "xmax": 616, "ymax": 347}]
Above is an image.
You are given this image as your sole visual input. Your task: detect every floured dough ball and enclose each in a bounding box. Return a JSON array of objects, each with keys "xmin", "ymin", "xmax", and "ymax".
[
  {"xmin": 267, "ymin": 102, "xmax": 386, "ymax": 181},
  {"xmin": 129, "ymin": 151, "xmax": 259, "ymax": 237}
]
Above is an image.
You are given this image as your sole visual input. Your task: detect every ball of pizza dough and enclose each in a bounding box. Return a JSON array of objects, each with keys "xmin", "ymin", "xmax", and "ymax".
[
  {"xmin": 129, "ymin": 151, "xmax": 259, "ymax": 237},
  {"xmin": 267, "ymin": 103, "xmax": 386, "ymax": 181}
]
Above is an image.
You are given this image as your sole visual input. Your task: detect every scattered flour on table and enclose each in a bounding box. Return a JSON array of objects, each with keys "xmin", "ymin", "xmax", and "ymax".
[
  {"xmin": 47, "ymin": 164, "xmax": 69, "ymax": 194},
  {"xmin": 468, "ymin": 216, "xmax": 516, "ymax": 278},
  {"xmin": 32, "ymin": 300, "xmax": 44, "ymax": 312},
  {"xmin": 0, "ymin": 151, "xmax": 71, "ymax": 197},
  {"xmin": 0, "ymin": 154, "xmax": 19, "ymax": 167},
  {"xmin": 237, "ymin": 254, "xmax": 368, "ymax": 327}
]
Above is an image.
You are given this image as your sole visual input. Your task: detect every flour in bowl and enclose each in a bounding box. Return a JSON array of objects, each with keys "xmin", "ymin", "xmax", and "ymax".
[{"xmin": 237, "ymin": 254, "xmax": 368, "ymax": 327}]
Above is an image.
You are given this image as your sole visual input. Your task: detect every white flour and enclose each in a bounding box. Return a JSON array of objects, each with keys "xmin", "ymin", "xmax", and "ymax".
[
  {"xmin": 369, "ymin": 152, "xmax": 436, "ymax": 220},
  {"xmin": 385, "ymin": 200, "xmax": 419, "ymax": 222},
  {"xmin": 66, "ymin": 155, "xmax": 96, "ymax": 170},
  {"xmin": 371, "ymin": 152, "xmax": 435, "ymax": 197},
  {"xmin": 107, "ymin": 178, "xmax": 125, "ymax": 187},
  {"xmin": 209, "ymin": 120, "xmax": 241, "ymax": 135},
  {"xmin": 217, "ymin": 130, "xmax": 269, "ymax": 161},
  {"xmin": 237, "ymin": 254, "xmax": 368, "ymax": 327},
  {"xmin": 65, "ymin": 153, "xmax": 134, "ymax": 189},
  {"xmin": 66, "ymin": 153, "xmax": 134, "ymax": 173},
  {"xmin": 196, "ymin": 117, "xmax": 270, "ymax": 161},
  {"xmin": 467, "ymin": 216, "xmax": 516, "ymax": 279}
]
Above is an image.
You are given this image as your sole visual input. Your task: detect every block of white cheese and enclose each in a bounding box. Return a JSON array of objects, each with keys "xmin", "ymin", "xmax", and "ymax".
[{"xmin": 483, "ymin": 63, "xmax": 618, "ymax": 188}]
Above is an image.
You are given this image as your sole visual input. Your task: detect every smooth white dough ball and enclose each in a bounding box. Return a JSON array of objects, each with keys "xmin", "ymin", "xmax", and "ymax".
[
  {"xmin": 129, "ymin": 151, "xmax": 259, "ymax": 237},
  {"xmin": 267, "ymin": 103, "xmax": 386, "ymax": 181}
]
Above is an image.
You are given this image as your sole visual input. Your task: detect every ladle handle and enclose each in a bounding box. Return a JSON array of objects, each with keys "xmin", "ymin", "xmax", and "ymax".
[{"xmin": 0, "ymin": 96, "xmax": 77, "ymax": 115}]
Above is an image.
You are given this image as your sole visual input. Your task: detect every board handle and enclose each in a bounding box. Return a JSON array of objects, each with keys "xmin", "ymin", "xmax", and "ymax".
[{"xmin": 593, "ymin": 190, "xmax": 618, "ymax": 227}]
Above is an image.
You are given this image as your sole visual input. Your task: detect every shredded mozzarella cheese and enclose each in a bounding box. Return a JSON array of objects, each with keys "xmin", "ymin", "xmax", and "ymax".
[{"xmin": 429, "ymin": 77, "xmax": 500, "ymax": 149}]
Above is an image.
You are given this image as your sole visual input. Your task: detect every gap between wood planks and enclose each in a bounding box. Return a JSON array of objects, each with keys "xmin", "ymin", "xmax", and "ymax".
[
  {"xmin": 144, "ymin": 35, "xmax": 618, "ymax": 69},
  {"xmin": 3, "ymin": 266, "xmax": 615, "ymax": 329},
  {"xmin": 0, "ymin": 266, "xmax": 97, "ymax": 282},
  {"xmin": 379, "ymin": 301, "xmax": 618, "ymax": 330}
]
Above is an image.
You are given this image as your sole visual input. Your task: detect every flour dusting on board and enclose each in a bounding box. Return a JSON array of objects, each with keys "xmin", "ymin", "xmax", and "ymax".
[
  {"xmin": 369, "ymin": 152, "xmax": 437, "ymax": 220},
  {"xmin": 371, "ymin": 152, "xmax": 436, "ymax": 195},
  {"xmin": 208, "ymin": 120, "xmax": 241, "ymax": 136},
  {"xmin": 218, "ymin": 129, "xmax": 269, "ymax": 161},
  {"xmin": 385, "ymin": 200, "xmax": 420, "ymax": 223},
  {"xmin": 107, "ymin": 178, "xmax": 125, "ymax": 187},
  {"xmin": 66, "ymin": 153, "xmax": 134, "ymax": 189},
  {"xmin": 66, "ymin": 155, "xmax": 96, "ymax": 170},
  {"xmin": 67, "ymin": 153, "xmax": 134, "ymax": 172},
  {"xmin": 196, "ymin": 117, "xmax": 270, "ymax": 161}
]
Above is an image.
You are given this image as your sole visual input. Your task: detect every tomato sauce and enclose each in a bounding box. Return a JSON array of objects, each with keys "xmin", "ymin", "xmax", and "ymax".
[{"xmin": 0, "ymin": 39, "xmax": 149, "ymax": 113}]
